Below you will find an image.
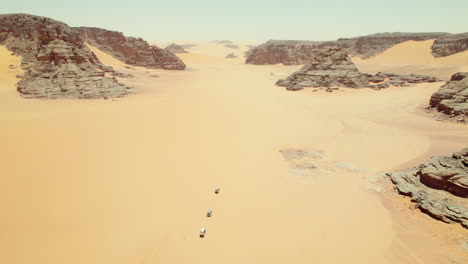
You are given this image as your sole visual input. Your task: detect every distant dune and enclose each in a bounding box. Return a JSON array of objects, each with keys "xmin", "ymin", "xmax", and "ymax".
[{"xmin": 353, "ymin": 39, "xmax": 468, "ymax": 80}]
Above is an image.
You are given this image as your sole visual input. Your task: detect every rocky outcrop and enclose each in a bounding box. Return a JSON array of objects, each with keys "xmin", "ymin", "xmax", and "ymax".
[
  {"xmin": 246, "ymin": 32, "xmax": 461, "ymax": 65},
  {"xmin": 77, "ymin": 27, "xmax": 186, "ymax": 70},
  {"xmin": 245, "ymin": 40, "xmax": 327, "ymax": 65},
  {"xmin": 164, "ymin": 43, "xmax": 188, "ymax": 53},
  {"xmin": 341, "ymin": 32, "xmax": 447, "ymax": 59},
  {"xmin": 387, "ymin": 148, "xmax": 468, "ymax": 228},
  {"xmin": 275, "ymin": 47, "xmax": 370, "ymax": 90},
  {"xmin": 429, "ymin": 72, "xmax": 468, "ymax": 123},
  {"xmin": 225, "ymin": 52, "xmax": 237, "ymax": 58},
  {"xmin": 0, "ymin": 14, "xmax": 133, "ymax": 99},
  {"xmin": 276, "ymin": 47, "xmax": 439, "ymax": 91},
  {"xmin": 431, "ymin": 33, "xmax": 468, "ymax": 57}
]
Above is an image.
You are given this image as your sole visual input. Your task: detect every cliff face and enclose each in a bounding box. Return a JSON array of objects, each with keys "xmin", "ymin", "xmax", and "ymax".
[
  {"xmin": 246, "ymin": 32, "xmax": 468, "ymax": 65},
  {"xmin": 429, "ymin": 72, "xmax": 468, "ymax": 123},
  {"xmin": 341, "ymin": 32, "xmax": 447, "ymax": 58},
  {"xmin": 431, "ymin": 33, "xmax": 468, "ymax": 57},
  {"xmin": 245, "ymin": 40, "xmax": 327, "ymax": 65},
  {"xmin": 0, "ymin": 14, "xmax": 133, "ymax": 99},
  {"xmin": 275, "ymin": 47, "xmax": 439, "ymax": 91},
  {"xmin": 77, "ymin": 27, "xmax": 186, "ymax": 70},
  {"xmin": 387, "ymin": 148, "xmax": 468, "ymax": 228}
]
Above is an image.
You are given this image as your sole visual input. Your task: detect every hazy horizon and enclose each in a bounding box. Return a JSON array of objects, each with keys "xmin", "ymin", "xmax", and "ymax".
[{"xmin": 2, "ymin": 0, "xmax": 468, "ymax": 42}]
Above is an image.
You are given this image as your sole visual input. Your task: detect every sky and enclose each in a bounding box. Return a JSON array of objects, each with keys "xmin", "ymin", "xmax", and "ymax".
[{"xmin": 2, "ymin": 0, "xmax": 467, "ymax": 42}]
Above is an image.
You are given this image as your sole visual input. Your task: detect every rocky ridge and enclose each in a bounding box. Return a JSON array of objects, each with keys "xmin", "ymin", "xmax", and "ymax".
[
  {"xmin": 387, "ymin": 148, "xmax": 468, "ymax": 228},
  {"xmin": 246, "ymin": 32, "xmax": 467, "ymax": 65},
  {"xmin": 341, "ymin": 32, "xmax": 447, "ymax": 59},
  {"xmin": 429, "ymin": 72, "xmax": 468, "ymax": 123},
  {"xmin": 0, "ymin": 14, "xmax": 133, "ymax": 99},
  {"xmin": 77, "ymin": 27, "xmax": 186, "ymax": 70},
  {"xmin": 431, "ymin": 33, "xmax": 468, "ymax": 57},
  {"xmin": 245, "ymin": 40, "xmax": 326, "ymax": 65},
  {"xmin": 275, "ymin": 47, "xmax": 439, "ymax": 91},
  {"xmin": 164, "ymin": 43, "xmax": 188, "ymax": 53}
]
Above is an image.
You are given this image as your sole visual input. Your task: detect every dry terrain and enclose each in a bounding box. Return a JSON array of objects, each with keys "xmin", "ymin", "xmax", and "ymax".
[{"xmin": 1, "ymin": 41, "xmax": 467, "ymax": 264}]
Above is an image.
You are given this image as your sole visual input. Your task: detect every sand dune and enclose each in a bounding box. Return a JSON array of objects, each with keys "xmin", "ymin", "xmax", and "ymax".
[
  {"xmin": 1, "ymin": 43, "xmax": 468, "ymax": 264},
  {"xmin": 0, "ymin": 46, "xmax": 22, "ymax": 97},
  {"xmin": 353, "ymin": 39, "xmax": 468, "ymax": 80}
]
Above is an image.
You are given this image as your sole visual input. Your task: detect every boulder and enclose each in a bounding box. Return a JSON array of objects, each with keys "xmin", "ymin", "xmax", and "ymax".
[{"xmin": 387, "ymin": 148, "xmax": 468, "ymax": 228}]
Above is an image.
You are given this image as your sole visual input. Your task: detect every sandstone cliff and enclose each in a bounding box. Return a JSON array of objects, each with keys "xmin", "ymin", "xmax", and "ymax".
[
  {"xmin": 0, "ymin": 14, "xmax": 133, "ymax": 99},
  {"xmin": 429, "ymin": 72, "xmax": 468, "ymax": 123},
  {"xmin": 77, "ymin": 27, "xmax": 186, "ymax": 70},
  {"xmin": 341, "ymin": 32, "xmax": 447, "ymax": 58},
  {"xmin": 431, "ymin": 33, "xmax": 468, "ymax": 57},
  {"xmin": 245, "ymin": 40, "xmax": 326, "ymax": 65},
  {"xmin": 246, "ymin": 32, "xmax": 467, "ymax": 65}
]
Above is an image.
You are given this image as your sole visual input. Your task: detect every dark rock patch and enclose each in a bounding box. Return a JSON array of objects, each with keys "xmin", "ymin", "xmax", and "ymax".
[
  {"xmin": 387, "ymin": 148, "xmax": 468, "ymax": 228},
  {"xmin": 428, "ymin": 72, "xmax": 468, "ymax": 123}
]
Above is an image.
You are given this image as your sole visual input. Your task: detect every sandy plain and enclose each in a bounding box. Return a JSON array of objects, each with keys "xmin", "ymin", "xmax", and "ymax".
[{"xmin": 0, "ymin": 40, "xmax": 467, "ymax": 264}]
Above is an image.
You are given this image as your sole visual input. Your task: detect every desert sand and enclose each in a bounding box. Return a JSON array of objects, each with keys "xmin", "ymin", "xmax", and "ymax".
[
  {"xmin": 353, "ymin": 39, "xmax": 468, "ymax": 80},
  {"xmin": 1, "ymin": 41, "xmax": 468, "ymax": 264},
  {"xmin": 154, "ymin": 40, "xmax": 257, "ymax": 58}
]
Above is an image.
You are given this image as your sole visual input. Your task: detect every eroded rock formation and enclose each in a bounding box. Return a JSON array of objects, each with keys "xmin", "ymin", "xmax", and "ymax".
[
  {"xmin": 431, "ymin": 33, "xmax": 468, "ymax": 57},
  {"xmin": 77, "ymin": 27, "xmax": 186, "ymax": 70},
  {"xmin": 387, "ymin": 148, "xmax": 468, "ymax": 228},
  {"xmin": 245, "ymin": 40, "xmax": 326, "ymax": 65},
  {"xmin": 246, "ymin": 32, "xmax": 466, "ymax": 65},
  {"xmin": 275, "ymin": 47, "xmax": 439, "ymax": 91},
  {"xmin": 429, "ymin": 72, "xmax": 468, "ymax": 123},
  {"xmin": 164, "ymin": 43, "xmax": 188, "ymax": 53},
  {"xmin": 0, "ymin": 14, "xmax": 133, "ymax": 99},
  {"xmin": 341, "ymin": 32, "xmax": 447, "ymax": 59}
]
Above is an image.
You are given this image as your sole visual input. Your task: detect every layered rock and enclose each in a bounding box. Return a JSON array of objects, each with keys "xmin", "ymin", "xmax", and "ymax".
[
  {"xmin": 276, "ymin": 47, "xmax": 439, "ymax": 91},
  {"xmin": 429, "ymin": 72, "xmax": 468, "ymax": 123},
  {"xmin": 77, "ymin": 27, "xmax": 186, "ymax": 70},
  {"xmin": 245, "ymin": 40, "xmax": 327, "ymax": 65},
  {"xmin": 164, "ymin": 43, "xmax": 188, "ymax": 53},
  {"xmin": 341, "ymin": 32, "xmax": 447, "ymax": 58},
  {"xmin": 0, "ymin": 14, "xmax": 133, "ymax": 99},
  {"xmin": 431, "ymin": 33, "xmax": 468, "ymax": 57},
  {"xmin": 387, "ymin": 148, "xmax": 468, "ymax": 228},
  {"xmin": 246, "ymin": 32, "xmax": 461, "ymax": 65}
]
